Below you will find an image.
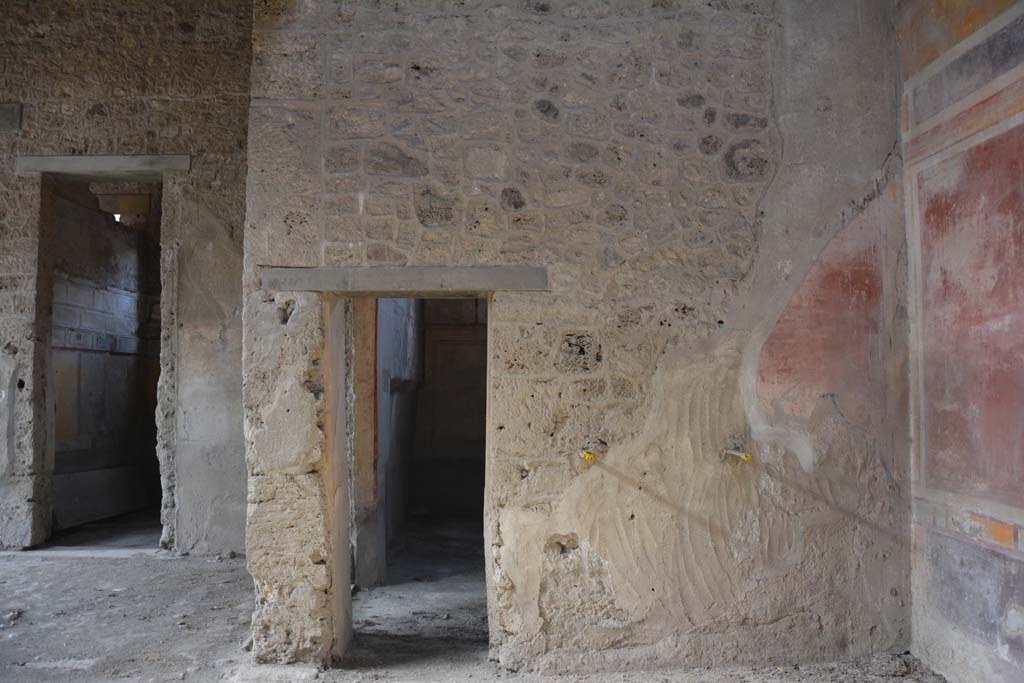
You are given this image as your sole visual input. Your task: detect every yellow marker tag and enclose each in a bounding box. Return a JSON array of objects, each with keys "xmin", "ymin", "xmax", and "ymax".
[
  {"xmin": 581, "ymin": 450, "xmax": 597, "ymax": 462},
  {"xmin": 723, "ymin": 449, "xmax": 753, "ymax": 462}
]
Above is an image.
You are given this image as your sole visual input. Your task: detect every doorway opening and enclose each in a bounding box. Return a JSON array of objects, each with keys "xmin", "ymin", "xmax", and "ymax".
[
  {"xmin": 44, "ymin": 179, "xmax": 163, "ymax": 551},
  {"xmin": 348, "ymin": 297, "xmax": 489, "ymax": 665}
]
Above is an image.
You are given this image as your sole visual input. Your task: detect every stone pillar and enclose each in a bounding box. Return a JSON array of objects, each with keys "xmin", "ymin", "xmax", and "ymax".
[
  {"xmin": 243, "ymin": 289, "xmax": 350, "ymax": 663},
  {"xmin": 0, "ymin": 173, "xmax": 53, "ymax": 549}
]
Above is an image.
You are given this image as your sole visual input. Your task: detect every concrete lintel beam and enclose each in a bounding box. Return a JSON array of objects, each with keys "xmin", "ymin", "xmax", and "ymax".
[
  {"xmin": 15, "ymin": 155, "xmax": 191, "ymax": 177},
  {"xmin": 261, "ymin": 266, "xmax": 549, "ymax": 296}
]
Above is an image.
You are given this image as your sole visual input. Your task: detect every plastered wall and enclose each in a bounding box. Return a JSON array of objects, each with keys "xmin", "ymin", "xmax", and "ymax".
[
  {"xmin": 896, "ymin": 2, "xmax": 1024, "ymax": 681},
  {"xmin": 243, "ymin": 0, "xmax": 909, "ymax": 670},
  {"xmin": 350, "ymin": 297, "xmax": 422, "ymax": 587},
  {"xmin": 0, "ymin": 0, "xmax": 252, "ymax": 553},
  {"xmin": 376, "ymin": 299, "xmax": 422, "ymax": 549}
]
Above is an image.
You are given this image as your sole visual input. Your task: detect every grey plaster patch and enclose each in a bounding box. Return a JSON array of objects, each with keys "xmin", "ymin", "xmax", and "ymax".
[
  {"xmin": 0, "ymin": 103, "xmax": 22, "ymax": 132},
  {"xmin": 912, "ymin": 13, "xmax": 1024, "ymax": 126}
]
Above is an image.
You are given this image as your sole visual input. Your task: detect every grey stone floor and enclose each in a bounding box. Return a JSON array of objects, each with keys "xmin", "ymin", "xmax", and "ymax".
[
  {"xmin": 26, "ymin": 510, "xmax": 164, "ymax": 557},
  {"xmin": 0, "ymin": 519, "xmax": 946, "ymax": 682}
]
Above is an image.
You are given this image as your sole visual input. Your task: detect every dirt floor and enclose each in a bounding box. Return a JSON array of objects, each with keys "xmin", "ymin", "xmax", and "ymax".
[{"xmin": 0, "ymin": 521, "xmax": 947, "ymax": 683}]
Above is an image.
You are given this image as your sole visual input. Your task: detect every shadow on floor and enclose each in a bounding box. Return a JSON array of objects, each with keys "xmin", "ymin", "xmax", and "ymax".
[
  {"xmin": 342, "ymin": 518, "xmax": 488, "ymax": 670},
  {"xmin": 27, "ymin": 510, "xmax": 162, "ymax": 557}
]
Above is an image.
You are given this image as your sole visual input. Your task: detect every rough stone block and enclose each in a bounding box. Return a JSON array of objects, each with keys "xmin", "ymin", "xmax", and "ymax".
[
  {"xmin": 251, "ymin": 33, "xmax": 322, "ymax": 100},
  {"xmin": 248, "ymin": 105, "xmax": 323, "ymax": 180},
  {"xmin": 323, "ymin": 145, "xmax": 361, "ymax": 175},
  {"xmin": 413, "ymin": 185, "xmax": 458, "ymax": 228},
  {"xmin": 247, "ymin": 472, "xmax": 333, "ymax": 663},
  {"xmin": 323, "ymin": 241, "xmax": 363, "ymax": 266},
  {"xmin": 326, "ymin": 105, "xmax": 386, "ymax": 139},
  {"xmin": 0, "ymin": 476, "xmax": 43, "ymax": 548},
  {"xmin": 465, "ymin": 146, "xmax": 508, "ymax": 180},
  {"xmin": 490, "ymin": 324, "xmax": 556, "ymax": 376},
  {"xmin": 554, "ymin": 333, "xmax": 602, "ymax": 374},
  {"xmin": 364, "ymin": 142, "xmax": 427, "ymax": 176},
  {"xmin": 353, "ymin": 55, "xmax": 403, "ymax": 84}
]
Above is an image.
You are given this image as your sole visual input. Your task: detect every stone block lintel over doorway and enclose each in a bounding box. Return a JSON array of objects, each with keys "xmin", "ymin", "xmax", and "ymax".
[{"xmin": 260, "ymin": 265, "xmax": 549, "ymax": 297}]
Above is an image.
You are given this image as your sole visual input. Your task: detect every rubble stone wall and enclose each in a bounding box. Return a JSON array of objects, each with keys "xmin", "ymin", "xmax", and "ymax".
[
  {"xmin": 0, "ymin": 0, "xmax": 252, "ymax": 553},
  {"xmin": 244, "ymin": 0, "xmax": 908, "ymax": 670}
]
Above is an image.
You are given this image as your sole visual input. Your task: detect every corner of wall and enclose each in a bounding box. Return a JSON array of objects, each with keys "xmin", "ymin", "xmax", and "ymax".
[{"xmin": 896, "ymin": 2, "xmax": 1024, "ymax": 680}]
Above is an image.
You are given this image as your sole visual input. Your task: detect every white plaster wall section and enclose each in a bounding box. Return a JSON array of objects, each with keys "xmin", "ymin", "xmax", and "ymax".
[
  {"xmin": 177, "ymin": 200, "xmax": 240, "ymax": 327},
  {"xmin": 1000, "ymin": 605, "xmax": 1024, "ymax": 663},
  {"xmin": 174, "ymin": 197, "xmax": 246, "ymax": 553}
]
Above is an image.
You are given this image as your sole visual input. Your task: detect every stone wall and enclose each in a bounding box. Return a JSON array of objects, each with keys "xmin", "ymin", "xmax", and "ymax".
[
  {"xmin": 243, "ymin": 0, "xmax": 908, "ymax": 670},
  {"xmin": 897, "ymin": 2, "xmax": 1024, "ymax": 681},
  {"xmin": 0, "ymin": 0, "xmax": 252, "ymax": 552}
]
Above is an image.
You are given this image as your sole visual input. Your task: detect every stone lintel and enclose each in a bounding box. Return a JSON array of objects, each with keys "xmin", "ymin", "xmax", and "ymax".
[
  {"xmin": 15, "ymin": 155, "xmax": 191, "ymax": 177},
  {"xmin": 260, "ymin": 266, "xmax": 549, "ymax": 296}
]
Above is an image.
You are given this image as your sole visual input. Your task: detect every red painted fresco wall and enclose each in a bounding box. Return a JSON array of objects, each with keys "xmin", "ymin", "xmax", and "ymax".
[
  {"xmin": 758, "ymin": 183, "xmax": 899, "ymax": 434},
  {"xmin": 918, "ymin": 122, "xmax": 1024, "ymax": 508},
  {"xmin": 900, "ymin": 3, "xmax": 1024, "ymax": 680}
]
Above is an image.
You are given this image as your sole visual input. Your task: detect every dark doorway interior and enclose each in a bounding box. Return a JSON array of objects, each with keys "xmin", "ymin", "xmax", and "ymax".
[
  {"xmin": 348, "ymin": 298, "xmax": 488, "ymax": 665},
  {"xmin": 409, "ymin": 298, "xmax": 487, "ymax": 524},
  {"xmin": 45, "ymin": 179, "xmax": 162, "ymax": 548}
]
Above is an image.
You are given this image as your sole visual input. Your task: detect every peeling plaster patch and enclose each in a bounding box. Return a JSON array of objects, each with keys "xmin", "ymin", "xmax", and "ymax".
[
  {"xmin": 539, "ymin": 536, "xmax": 627, "ymax": 651},
  {"xmin": 729, "ymin": 510, "xmax": 761, "ymax": 563},
  {"xmin": 1001, "ymin": 605, "xmax": 1024, "ymax": 661}
]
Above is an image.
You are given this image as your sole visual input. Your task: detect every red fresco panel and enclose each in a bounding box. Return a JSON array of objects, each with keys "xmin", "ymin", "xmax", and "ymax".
[
  {"xmin": 758, "ymin": 185, "xmax": 890, "ymax": 431},
  {"xmin": 917, "ymin": 121, "xmax": 1024, "ymax": 507}
]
